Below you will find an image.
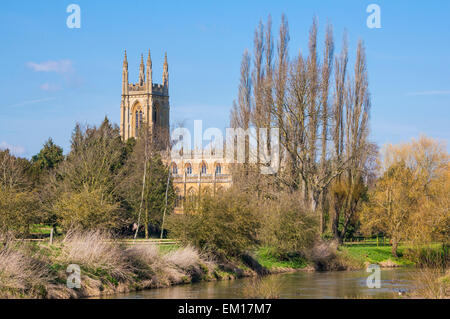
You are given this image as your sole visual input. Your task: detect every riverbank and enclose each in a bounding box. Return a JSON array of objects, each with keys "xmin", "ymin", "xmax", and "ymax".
[
  {"xmin": 1, "ymin": 231, "xmax": 447, "ymax": 299},
  {"xmin": 339, "ymin": 245, "xmax": 414, "ymax": 268},
  {"xmin": 0, "ymin": 231, "xmax": 280, "ymax": 299},
  {"xmin": 0, "ymin": 231, "xmax": 224, "ymax": 298},
  {"xmin": 256, "ymin": 243, "xmax": 449, "ymax": 272}
]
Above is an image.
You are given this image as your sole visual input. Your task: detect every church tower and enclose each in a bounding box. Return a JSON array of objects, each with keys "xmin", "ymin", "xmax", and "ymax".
[{"xmin": 120, "ymin": 50, "xmax": 170, "ymax": 147}]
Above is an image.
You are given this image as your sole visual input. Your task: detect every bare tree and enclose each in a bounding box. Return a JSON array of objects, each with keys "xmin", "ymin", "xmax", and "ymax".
[{"xmin": 231, "ymin": 15, "xmax": 373, "ymax": 241}]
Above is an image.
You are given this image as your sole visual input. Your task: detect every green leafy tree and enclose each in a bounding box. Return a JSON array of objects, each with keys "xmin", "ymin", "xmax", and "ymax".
[
  {"xmin": 53, "ymin": 188, "xmax": 120, "ymax": 230},
  {"xmin": 51, "ymin": 118, "xmax": 128, "ymax": 231},
  {"xmin": 142, "ymin": 155, "xmax": 175, "ymax": 238},
  {"xmin": 0, "ymin": 149, "xmax": 41, "ymax": 235},
  {"xmin": 117, "ymin": 131, "xmax": 174, "ymax": 238},
  {"xmin": 31, "ymin": 138, "xmax": 64, "ymax": 172}
]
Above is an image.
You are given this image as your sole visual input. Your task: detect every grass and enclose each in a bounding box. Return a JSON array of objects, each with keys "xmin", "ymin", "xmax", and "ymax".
[
  {"xmin": 255, "ymin": 247, "xmax": 308, "ymax": 270},
  {"xmin": 29, "ymin": 224, "xmax": 52, "ymax": 235},
  {"xmin": 158, "ymin": 243, "xmax": 180, "ymax": 252},
  {"xmin": 29, "ymin": 224, "xmax": 62, "ymax": 236},
  {"xmin": 0, "ymin": 244, "xmax": 51, "ymax": 298},
  {"xmin": 340, "ymin": 244, "xmax": 414, "ymax": 266}
]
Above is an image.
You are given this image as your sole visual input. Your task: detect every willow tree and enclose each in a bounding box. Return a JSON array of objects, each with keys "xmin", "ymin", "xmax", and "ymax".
[{"xmin": 361, "ymin": 136, "xmax": 449, "ymax": 256}]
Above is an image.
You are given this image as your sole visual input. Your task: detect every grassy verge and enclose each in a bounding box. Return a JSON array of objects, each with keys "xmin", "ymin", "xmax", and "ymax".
[
  {"xmin": 340, "ymin": 243, "xmax": 448, "ymax": 267},
  {"xmin": 255, "ymin": 247, "xmax": 308, "ymax": 270},
  {"xmin": 340, "ymin": 245, "xmax": 413, "ymax": 266}
]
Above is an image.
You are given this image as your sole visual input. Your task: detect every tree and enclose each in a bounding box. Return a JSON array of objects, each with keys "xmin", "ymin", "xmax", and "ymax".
[
  {"xmin": 230, "ymin": 15, "xmax": 373, "ymax": 241},
  {"xmin": 0, "ymin": 149, "xmax": 30, "ymax": 191},
  {"xmin": 53, "ymin": 188, "xmax": 120, "ymax": 231},
  {"xmin": 0, "ymin": 188, "xmax": 40, "ymax": 236},
  {"xmin": 117, "ymin": 126, "xmax": 175, "ymax": 238},
  {"xmin": 361, "ymin": 162, "xmax": 418, "ymax": 256},
  {"xmin": 361, "ymin": 135, "xmax": 449, "ymax": 256},
  {"xmin": 50, "ymin": 118, "xmax": 128, "ymax": 231},
  {"xmin": 142, "ymin": 155, "xmax": 175, "ymax": 238},
  {"xmin": 0, "ymin": 149, "xmax": 41, "ymax": 235},
  {"xmin": 31, "ymin": 138, "xmax": 64, "ymax": 173}
]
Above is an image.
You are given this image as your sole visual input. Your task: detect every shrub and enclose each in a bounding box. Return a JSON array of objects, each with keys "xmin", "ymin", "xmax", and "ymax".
[
  {"xmin": 0, "ymin": 189, "xmax": 41, "ymax": 236},
  {"xmin": 404, "ymin": 245, "xmax": 450, "ymax": 269},
  {"xmin": 163, "ymin": 245, "xmax": 201, "ymax": 270},
  {"xmin": 167, "ymin": 190, "xmax": 260, "ymax": 259},
  {"xmin": 0, "ymin": 243, "xmax": 51, "ymax": 298},
  {"xmin": 412, "ymin": 267, "xmax": 449, "ymax": 299},
  {"xmin": 58, "ymin": 230, "xmax": 132, "ymax": 281},
  {"xmin": 53, "ymin": 189, "xmax": 122, "ymax": 231},
  {"xmin": 258, "ymin": 192, "xmax": 318, "ymax": 258}
]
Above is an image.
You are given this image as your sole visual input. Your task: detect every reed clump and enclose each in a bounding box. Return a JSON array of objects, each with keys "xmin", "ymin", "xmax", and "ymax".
[{"xmin": 0, "ymin": 230, "xmax": 215, "ymax": 298}]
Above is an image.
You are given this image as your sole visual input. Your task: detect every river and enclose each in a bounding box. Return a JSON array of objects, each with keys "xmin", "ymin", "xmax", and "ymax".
[{"xmin": 99, "ymin": 268, "xmax": 417, "ymax": 299}]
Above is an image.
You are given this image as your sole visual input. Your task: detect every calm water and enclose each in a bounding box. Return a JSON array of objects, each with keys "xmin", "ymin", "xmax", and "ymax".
[{"xmin": 100, "ymin": 268, "xmax": 416, "ymax": 299}]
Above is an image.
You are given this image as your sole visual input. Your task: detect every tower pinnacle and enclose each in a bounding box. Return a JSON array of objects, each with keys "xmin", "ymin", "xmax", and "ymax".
[
  {"xmin": 146, "ymin": 49, "xmax": 152, "ymax": 91},
  {"xmin": 162, "ymin": 52, "xmax": 169, "ymax": 89},
  {"xmin": 122, "ymin": 50, "xmax": 129, "ymax": 95},
  {"xmin": 139, "ymin": 53, "xmax": 145, "ymax": 86},
  {"xmin": 123, "ymin": 50, "xmax": 128, "ymax": 69}
]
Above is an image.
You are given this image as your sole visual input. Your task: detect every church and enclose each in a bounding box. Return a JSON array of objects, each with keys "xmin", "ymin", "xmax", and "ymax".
[{"xmin": 120, "ymin": 51, "xmax": 232, "ymax": 213}]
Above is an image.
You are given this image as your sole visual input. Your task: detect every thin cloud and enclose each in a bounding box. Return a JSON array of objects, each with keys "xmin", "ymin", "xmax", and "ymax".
[
  {"xmin": 0, "ymin": 141, "xmax": 26, "ymax": 156},
  {"xmin": 406, "ymin": 90, "xmax": 450, "ymax": 96},
  {"xmin": 7, "ymin": 97, "xmax": 56, "ymax": 108},
  {"xmin": 26, "ymin": 59, "xmax": 82, "ymax": 90},
  {"xmin": 40, "ymin": 83, "xmax": 62, "ymax": 92},
  {"xmin": 26, "ymin": 59, "xmax": 74, "ymax": 74}
]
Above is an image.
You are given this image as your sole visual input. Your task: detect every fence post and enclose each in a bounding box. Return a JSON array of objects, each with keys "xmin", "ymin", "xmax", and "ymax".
[{"xmin": 49, "ymin": 227, "xmax": 53, "ymax": 245}]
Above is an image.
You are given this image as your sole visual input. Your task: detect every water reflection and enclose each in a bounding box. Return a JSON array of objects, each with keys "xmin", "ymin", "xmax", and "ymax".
[{"xmin": 99, "ymin": 268, "xmax": 415, "ymax": 299}]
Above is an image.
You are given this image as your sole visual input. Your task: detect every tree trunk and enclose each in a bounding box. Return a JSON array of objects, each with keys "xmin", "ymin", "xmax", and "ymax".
[
  {"xmin": 391, "ymin": 239, "xmax": 398, "ymax": 257},
  {"xmin": 144, "ymin": 207, "xmax": 149, "ymax": 239}
]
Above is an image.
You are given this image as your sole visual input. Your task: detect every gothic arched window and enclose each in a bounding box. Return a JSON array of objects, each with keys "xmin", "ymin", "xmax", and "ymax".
[
  {"xmin": 172, "ymin": 163, "xmax": 178, "ymax": 175},
  {"xmin": 201, "ymin": 162, "xmax": 207, "ymax": 174},
  {"xmin": 139, "ymin": 110, "xmax": 143, "ymax": 128},
  {"xmin": 135, "ymin": 111, "xmax": 139, "ymax": 132},
  {"xmin": 174, "ymin": 189, "xmax": 182, "ymax": 208},
  {"xmin": 215, "ymin": 163, "xmax": 222, "ymax": 174},
  {"xmin": 152, "ymin": 104, "xmax": 159, "ymax": 124},
  {"xmin": 187, "ymin": 188, "xmax": 196, "ymax": 205},
  {"xmin": 185, "ymin": 163, "xmax": 192, "ymax": 175}
]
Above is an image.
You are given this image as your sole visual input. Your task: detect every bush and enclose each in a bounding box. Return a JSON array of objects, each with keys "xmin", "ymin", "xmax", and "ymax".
[
  {"xmin": 58, "ymin": 230, "xmax": 132, "ymax": 281},
  {"xmin": 167, "ymin": 190, "xmax": 260, "ymax": 259},
  {"xmin": 0, "ymin": 242, "xmax": 51, "ymax": 298},
  {"xmin": 404, "ymin": 244, "xmax": 450, "ymax": 269},
  {"xmin": 53, "ymin": 189, "xmax": 122, "ymax": 231},
  {"xmin": 412, "ymin": 267, "xmax": 450, "ymax": 299},
  {"xmin": 258, "ymin": 192, "xmax": 318, "ymax": 258},
  {"xmin": 0, "ymin": 189, "xmax": 41, "ymax": 236}
]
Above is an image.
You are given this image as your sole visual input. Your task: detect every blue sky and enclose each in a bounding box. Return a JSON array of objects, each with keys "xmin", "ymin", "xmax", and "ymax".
[{"xmin": 0, "ymin": 0, "xmax": 449, "ymax": 158}]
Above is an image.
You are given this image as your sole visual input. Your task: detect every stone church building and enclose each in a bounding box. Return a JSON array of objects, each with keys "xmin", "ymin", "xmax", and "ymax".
[{"xmin": 120, "ymin": 51, "xmax": 232, "ymax": 213}]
